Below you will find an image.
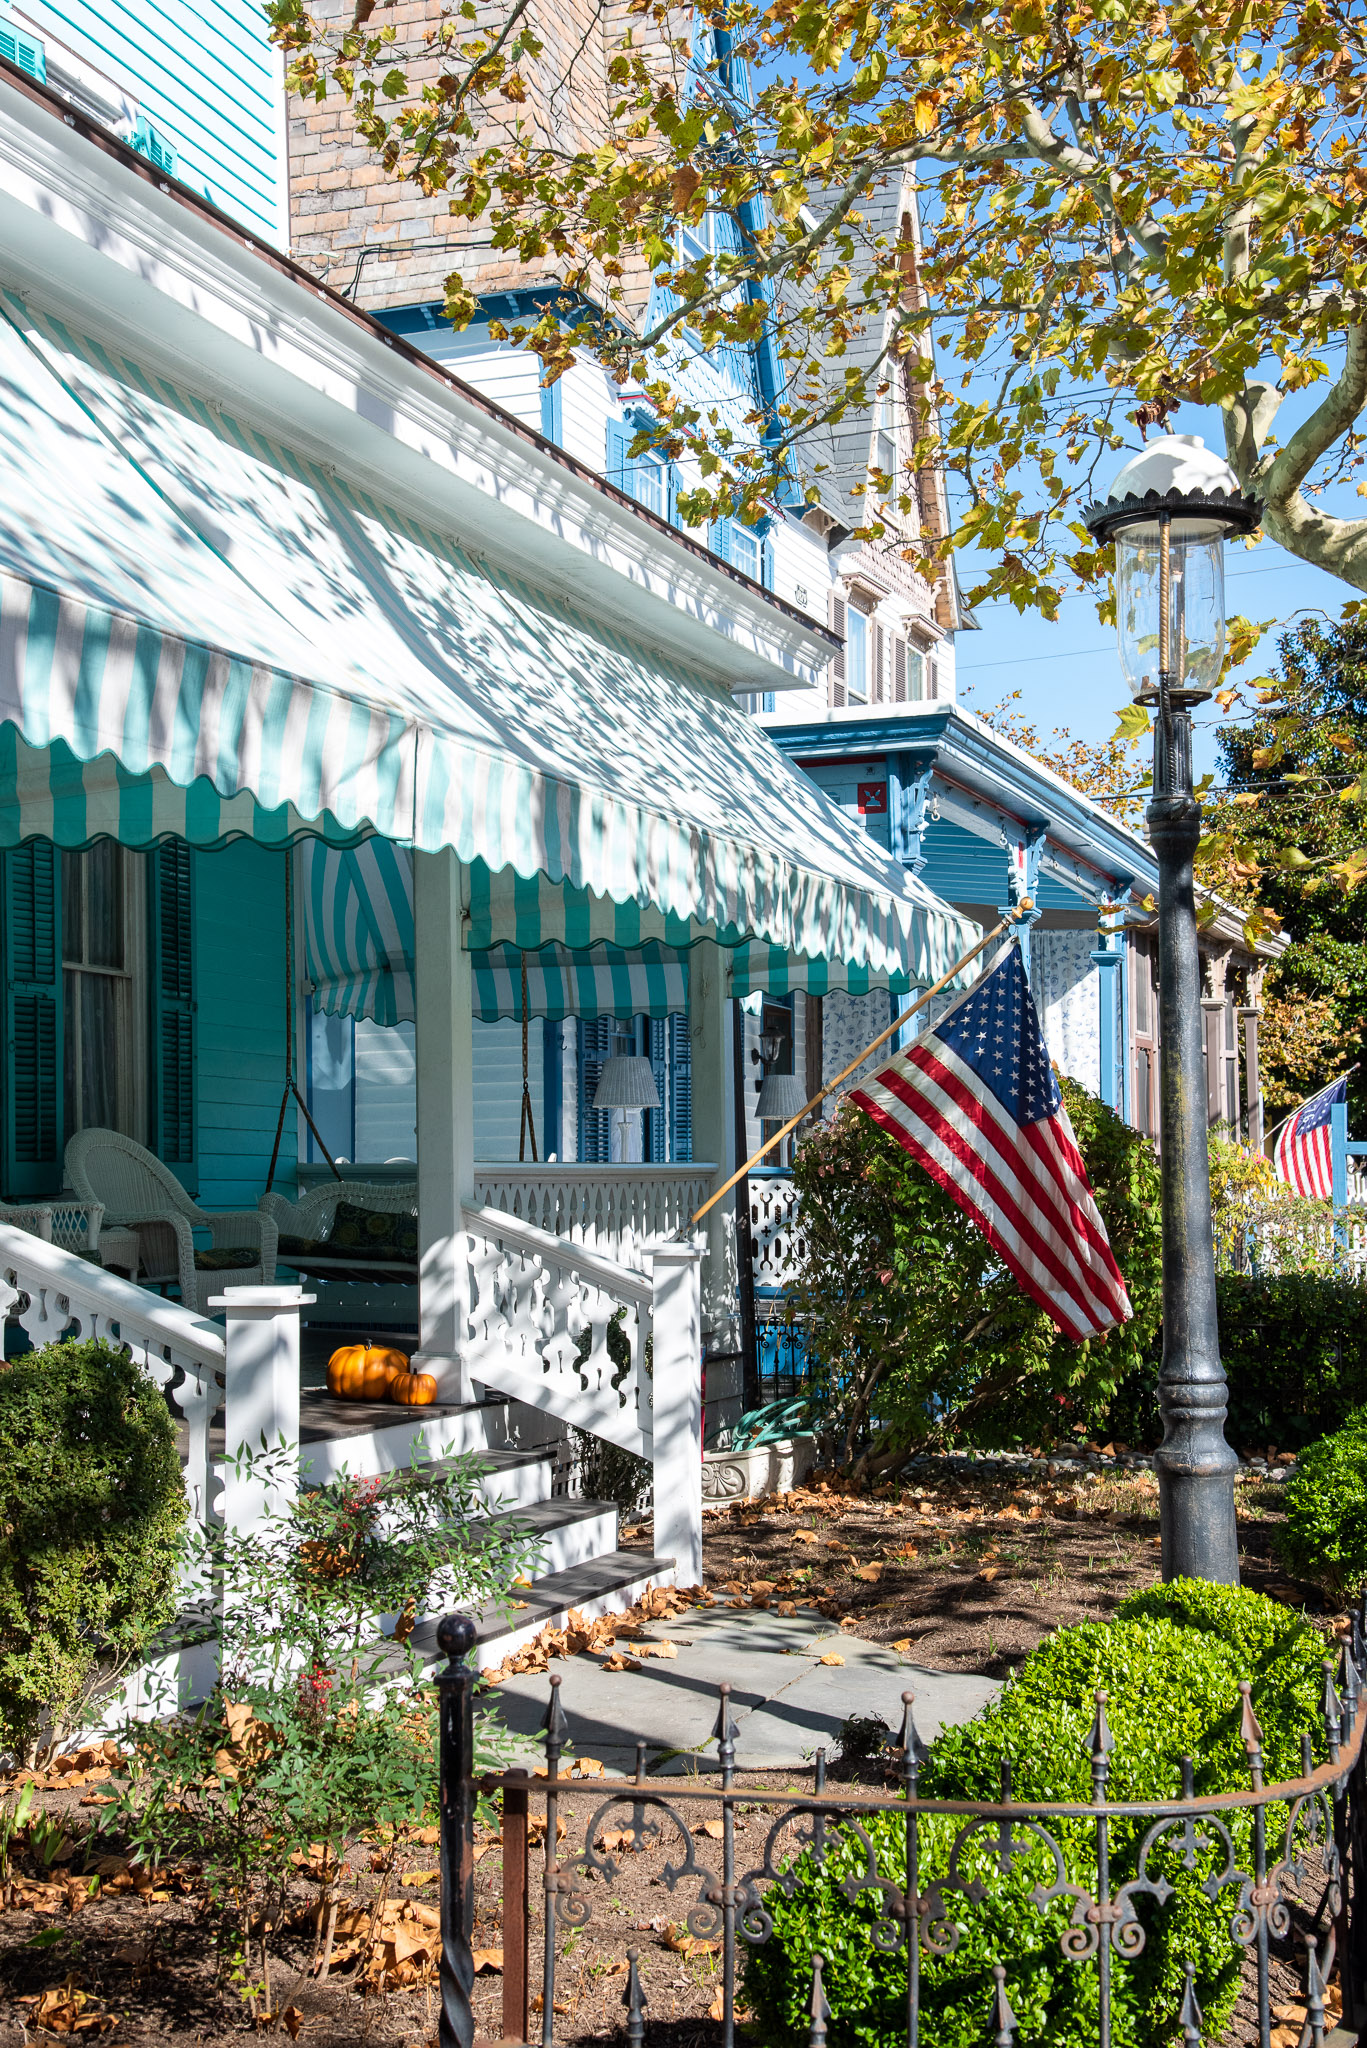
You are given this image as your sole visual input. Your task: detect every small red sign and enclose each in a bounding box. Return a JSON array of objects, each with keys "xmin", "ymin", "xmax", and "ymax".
[{"xmin": 857, "ymin": 781, "xmax": 888, "ymax": 814}]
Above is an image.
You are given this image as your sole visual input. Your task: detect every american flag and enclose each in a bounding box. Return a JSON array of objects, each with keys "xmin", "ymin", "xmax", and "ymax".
[
  {"xmin": 848, "ymin": 944, "xmax": 1133, "ymax": 1343},
  {"xmin": 1273, "ymin": 1075, "xmax": 1347, "ymax": 1200}
]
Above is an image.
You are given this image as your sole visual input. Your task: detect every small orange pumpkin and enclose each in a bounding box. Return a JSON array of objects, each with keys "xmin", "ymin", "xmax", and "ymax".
[
  {"xmin": 390, "ymin": 1369, "xmax": 438, "ymax": 1407},
  {"xmin": 326, "ymin": 1343, "xmax": 408, "ymax": 1402}
]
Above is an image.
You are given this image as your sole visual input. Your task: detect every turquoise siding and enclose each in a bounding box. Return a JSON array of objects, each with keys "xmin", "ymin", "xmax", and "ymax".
[
  {"xmin": 193, "ymin": 841, "xmax": 293, "ymax": 1207},
  {"xmin": 26, "ymin": 0, "xmax": 285, "ymax": 242}
]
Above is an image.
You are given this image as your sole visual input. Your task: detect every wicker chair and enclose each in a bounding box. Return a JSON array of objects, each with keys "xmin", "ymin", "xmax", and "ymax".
[
  {"xmin": 64, "ymin": 1129, "xmax": 278, "ymax": 1314},
  {"xmin": 260, "ymin": 1179, "xmax": 418, "ymax": 1281}
]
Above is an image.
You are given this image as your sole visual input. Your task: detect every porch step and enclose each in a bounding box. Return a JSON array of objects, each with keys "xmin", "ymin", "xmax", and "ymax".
[
  {"xmin": 408, "ymin": 1548, "xmax": 677, "ymax": 1672},
  {"xmin": 209, "ymin": 1389, "xmax": 553, "ymax": 1496}
]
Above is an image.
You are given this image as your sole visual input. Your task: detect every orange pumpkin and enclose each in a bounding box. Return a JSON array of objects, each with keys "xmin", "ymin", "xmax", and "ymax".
[
  {"xmin": 326, "ymin": 1343, "xmax": 408, "ymax": 1402},
  {"xmin": 390, "ymin": 1369, "xmax": 438, "ymax": 1407}
]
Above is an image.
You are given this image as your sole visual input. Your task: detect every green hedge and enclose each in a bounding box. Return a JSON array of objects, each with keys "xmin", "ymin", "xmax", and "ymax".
[
  {"xmin": 742, "ymin": 1582, "xmax": 1325, "ymax": 2048},
  {"xmin": 1276, "ymin": 1411, "xmax": 1367, "ymax": 1598},
  {"xmin": 0, "ymin": 1340, "xmax": 187, "ymax": 1765},
  {"xmin": 1103, "ymin": 1272, "xmax": 1367, "ymax": 1454}
]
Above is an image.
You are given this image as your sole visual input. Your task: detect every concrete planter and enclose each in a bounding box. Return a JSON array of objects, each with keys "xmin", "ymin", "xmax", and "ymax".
[{"xmin": 701, "ymin": 1435, "xmax": 816, "ymax": 1504}]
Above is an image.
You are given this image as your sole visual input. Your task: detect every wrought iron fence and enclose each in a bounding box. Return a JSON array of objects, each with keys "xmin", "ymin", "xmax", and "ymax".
[{"xmin": 432, "ymin": 1609, "xmax": 1367, "ymax": 2048}]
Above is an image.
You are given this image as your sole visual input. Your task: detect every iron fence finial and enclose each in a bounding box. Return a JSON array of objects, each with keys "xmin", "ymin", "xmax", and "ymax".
[
  {"xmin": 808, "ymin": 1953, "xmax": 830, "ymax": 2048},
  {"xmin": 623, "ymin": 1947, "xmax": 647, "ymax": 2048},
  {"xmin": 1307, "ymin": 1939, "xmax": 1327, "ymax": 2046},
  {"xmin": 1179, "ymin": 1962, "xmax": 1204, "ymax": 2045},
  {"xmin": 991, "ymin": 1964, "xmax": 1018, "ymax": 2047},
  {"xmin": 541, "ymin": 1671, "xmax": 569, "ymax": 1772},
  {"xmin": 1238, "ymin": 1681, "xmax": 1265, "ymax": 1765},
  {"xmin": 1342, "ymin": 1643, "xmax": 1361, "ymax": 1720},
  {"xmin": 894, "ymin": 1690, "xmax": 929, "ymax": 1787},
  {"xmin": 1323, "ymin": 1658, "xmax": 1344, "ymax": 1755}
]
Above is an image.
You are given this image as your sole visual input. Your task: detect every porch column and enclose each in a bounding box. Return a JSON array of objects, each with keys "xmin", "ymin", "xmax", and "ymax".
[
  {"xmin": 1089, "ymin": 940, "xmax": 1124, "ymax": 1112},
  {"xmin": 1238, "ymin": 1006, "xmax": 1263, "ymax": 1151},
  {"xmin": 413, "ymin": 848, "xmax": 476, "ymax": 1403},
  {"xmin": 689, "ymin": 940, "xmax": 737, "ymax": 1351}
]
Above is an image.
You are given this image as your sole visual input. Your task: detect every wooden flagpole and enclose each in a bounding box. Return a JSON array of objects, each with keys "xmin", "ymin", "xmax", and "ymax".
[{"xmin": 690, "ymin": 910, "xmax": 1021, "ymax": 1229}]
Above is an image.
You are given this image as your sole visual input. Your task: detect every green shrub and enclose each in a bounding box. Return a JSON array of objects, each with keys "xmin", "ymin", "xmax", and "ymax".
[
  {"xmin": 742, "ymin": 1583, "xmax": 1324, "ymax": 2048},
  {"xmin": 0, "ymin": 1339, "xmax": 187, "ymax": 1767},
  {"xmin": 1275, "ymin": 1412, "xmax": 1367, "ymax": 1598},
  {"xmin": 1105, "ymin": 1271, "xmax": 1367, "ymax": 1454}
]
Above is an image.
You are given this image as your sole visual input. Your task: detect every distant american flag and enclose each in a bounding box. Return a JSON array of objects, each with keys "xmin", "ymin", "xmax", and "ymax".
[
  {"xmin": 1273, "ymin": 1076, "xmax": 1347, "ymax": 1201},
  {"xmin": 849, "ymin": 944, "xmax": 1133, "ymax": 1342}
]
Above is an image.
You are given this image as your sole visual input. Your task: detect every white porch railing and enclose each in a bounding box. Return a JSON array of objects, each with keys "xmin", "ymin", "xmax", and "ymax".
[
  {"xmin": 472, "ymin": 1163, "xmax": 716, "ymax": 1272},
  {"xmin": 463, "ymin": 1203, "xmax": 703, "ymax": 1583}
]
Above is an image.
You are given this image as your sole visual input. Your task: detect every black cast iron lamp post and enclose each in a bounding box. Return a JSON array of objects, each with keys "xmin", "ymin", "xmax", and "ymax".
[{"xmin": 1084, "ymin": 434, "xmax": 1261, "ymax": 1585}]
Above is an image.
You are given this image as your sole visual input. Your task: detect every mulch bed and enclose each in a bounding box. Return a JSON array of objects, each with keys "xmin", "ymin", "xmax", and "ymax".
[{"xmin": 0, "ymin": 1466, "xmax": 1345, "ymax": 2046}]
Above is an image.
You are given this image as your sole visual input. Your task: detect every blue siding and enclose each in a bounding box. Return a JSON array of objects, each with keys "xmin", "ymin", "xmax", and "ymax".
[
  {"xmin": 193, "ymin": 841, "xmax": 293, "ymax": 1207},
  {"xmin": 919, "ymin": 820, "xmax": 1008, "ymax": 905},
  {"xmin": 26, "ymin": 0, "xmax": 285, "ymax": 241}
]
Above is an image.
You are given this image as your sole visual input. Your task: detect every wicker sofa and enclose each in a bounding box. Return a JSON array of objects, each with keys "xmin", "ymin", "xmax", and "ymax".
[{"xmin": 259, "ymin": 1179, "xmax": 419, "ymax": 1283}]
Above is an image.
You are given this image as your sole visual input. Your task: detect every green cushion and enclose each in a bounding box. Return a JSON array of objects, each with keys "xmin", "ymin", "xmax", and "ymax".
[
  {"xmin": 193, "ymin": 1245, "xmax": 260, "ymax": 1272},
  {"xmin": 325, "ymin": 1201, "xmax": 418, "ymax": 1261}
]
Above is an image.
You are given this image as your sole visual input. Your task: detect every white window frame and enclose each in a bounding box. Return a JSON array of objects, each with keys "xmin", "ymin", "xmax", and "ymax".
[{"xmin": 62, "ymin": 844, "xmax": 147, "ymax": 1144}]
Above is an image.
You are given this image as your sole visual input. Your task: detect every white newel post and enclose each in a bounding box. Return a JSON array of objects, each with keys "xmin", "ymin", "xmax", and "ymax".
[
  {"xmin": 413, "ymin": 848, "xmax": 477, "ymax": 1402},
  {"xmin": 688, "ymin": 941, "xmax": 736, "ymax": 1349},
  {"xmin": 213, "ymin": 1284, "xmax": 313, "ymax": 1530},
  {"xmin": 648, "ymin": 1243, "xmax": 704, "ymax": 1587}
]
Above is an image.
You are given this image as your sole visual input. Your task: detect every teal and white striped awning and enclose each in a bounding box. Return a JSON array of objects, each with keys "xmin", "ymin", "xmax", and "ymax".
[{"xmin": 0, "ymin": 295, "xmax": 978, "ymax": 989}]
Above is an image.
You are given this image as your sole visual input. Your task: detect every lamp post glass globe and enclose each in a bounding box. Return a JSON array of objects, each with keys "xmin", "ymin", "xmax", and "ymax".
[{"xmin": 1084, "ymin": 434, "xmax": 1261, "ymax": 1590}]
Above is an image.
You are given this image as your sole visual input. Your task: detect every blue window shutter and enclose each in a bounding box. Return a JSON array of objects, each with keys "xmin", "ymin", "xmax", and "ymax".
[
  {"xmin": 148, "ymin": 842, "xmax": 196, "ymax": 1180},
  {"xmin": 605, "ymin": 418, "xmax": 631, "ymax": 492},
  {"xmin": 645, "ymin": 1016, "xmax": 668, "ymax": 1163},
  {"xmin": 132, "ymin": 118, "xmax": 177, "ymax": 179},
  {"xmin": 539, "ymin": 375, "xmax": 563, "ymax": 446},
  {"xmin": 668, "ymin": 463, "xmax": 683, "ymax": 529},
  {"xmin": 669, "ymin": 1012, "xmax": 692, "ymax": 1162},
  {"xmin": 760, "ymin": 536, "xmax": 774, "ymax": 589},
  {"xmin": 710, "ymin": 518, "xmax": 732, "ymax": 563},
  {"xmin": 577, "ymin": 1016, "xmax": 613, "ymax": 1162},
  {"xmin": 3, "ymin": 844, "xmax": 62, "ymax": 1196},
  {"xmin": 0, "ymin": 25, "xmax": 46, "ymax": 81}
]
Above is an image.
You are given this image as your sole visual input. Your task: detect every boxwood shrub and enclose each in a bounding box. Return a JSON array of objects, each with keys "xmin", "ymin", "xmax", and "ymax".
[
  {"xmin": 1275, "ymin": 1411, "xmax": 1367, "ymax": 1599},
  {"xmin": 742, "ymin": 1582, "xmax": 1325, "ymax": 2048},
  {"xmin": 0, "ymin": 1339, "xmax": 187, "ymax": 1766}
]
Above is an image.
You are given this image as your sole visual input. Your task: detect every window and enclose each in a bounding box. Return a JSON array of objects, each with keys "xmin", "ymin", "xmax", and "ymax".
[
  {"xmin": 62, "ymin": 844, "xmax": 145, "ymax": 1142},
  {"xmin": 893, "ymin": 637, "xmax": 926, "ymax": 702},
  {"xmin": 830, "ymin": 594, "xmax": 847, "ymax": 706},
  {"xmin": 846, "ymin": 609, "xmax": 868, "ymax": 700},
  {"xmin": 870, "ymin": 621, "xmax": 885, "ymax": 703},
  {"xmin": 606, "ymin": 418, "xmax": 675, "ymax": 524},
  {"xmin": 1130, "ymin": 935, "xmax": 1159, "ymax": 1138},
  {"xmin": 710, "ymin": 518, "xmax": 771, "ymax": 587},
  {"xmin": 874, "ymin": 430, "xmax": 897, "ymax": 483}
]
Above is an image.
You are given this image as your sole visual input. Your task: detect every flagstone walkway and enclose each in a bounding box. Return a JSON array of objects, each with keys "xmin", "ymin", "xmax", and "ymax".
[{"xmin": 488, "ymin": 1602, "xmax": 1000, "ymax": 1773}]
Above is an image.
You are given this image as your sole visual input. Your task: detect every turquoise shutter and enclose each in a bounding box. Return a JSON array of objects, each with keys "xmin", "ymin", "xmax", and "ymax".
[
  {"xmin": 3, "ymin": 844, "xmax": 63, "ymax": 1196},
  {"xmin": 646, "ymin": 1016, "xmax": 668, "ymax": 1163},
  {"xmin": 605, "ymin": 419, "xmax": 631, "ymax": 492},
  {"xmin": 148, "ymin": 843, "xmax": 196, "ymax": 1183},
  {"xmin": 577, "ymin": 1016, "xmax": 613, "ymax": 1163},
  {"xmin": 668, "ymin": 1012, "xmax": 692, "ymax": 1161},
  {"xmin": 760, "ymin": 536, "xmax": 774, "ymax": 589},
  {"xmin": 0, "ymin": 24, "xmax": 46, "ymax": 81}
]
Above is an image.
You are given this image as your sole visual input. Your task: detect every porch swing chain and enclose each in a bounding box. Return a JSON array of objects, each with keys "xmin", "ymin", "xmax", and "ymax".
[
  {"xmin": 518, "ymin": 951, "xmax": 539, "ymax": 1163},
  {"xmin": 266, "ymin": 849, "xmax": 344, "ymax": 1193}
]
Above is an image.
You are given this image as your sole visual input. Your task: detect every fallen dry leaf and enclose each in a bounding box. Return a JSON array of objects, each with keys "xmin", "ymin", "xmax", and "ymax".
[
  {"xmin": 602, "ymin": 1653, "xmax": 644, "ymax": 1673},
  {"xmin": 472, "ymin": 1948, "xmax": 503, "ymax": 1975},
  {"xmin": 854, "ymin": 1563, "xmax": 884, "ymax": 1583},
  {"xmin": 777, "ymin": 1600, "xmax": 797, "ymax": 1616},
  {"xmin": 280, "ymin": 2006, "xmax": 306, "ymax": 2039},
  {"xmin": 402, "ymin": 1869, "xmax": 439, "ymax": 1887},
  {"xmin": 793, "ymin": 1528, "xmax": 819, "ymax": 1545},
  {"xmin": 979, "ymin": 1566, "xmax": 1000, "ymax": 1582},
  {"xmin": 695, "ymin": 1819, "xmax": 724, "ymax": 1840},
  {"xmin": 893, "ymin": 1637, "xmax": 915, "ymax": 1655},
  {"xmin": 19, "ymin": 1977, "xmax": 116, "ymax": 2035},
  {"xmin": 663, "ymin": 1922, "xmax": 721, "ymax": 1958},
  {"xmin": 818, "ymin": 1652, "xmax": 845, "ymax": 1667}
]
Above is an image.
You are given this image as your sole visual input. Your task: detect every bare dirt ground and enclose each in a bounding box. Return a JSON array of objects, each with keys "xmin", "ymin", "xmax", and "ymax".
[{"xmin": 0, "ymin": 1466, "xmax": 1339, "ymax": 2047}]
